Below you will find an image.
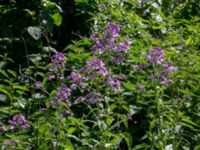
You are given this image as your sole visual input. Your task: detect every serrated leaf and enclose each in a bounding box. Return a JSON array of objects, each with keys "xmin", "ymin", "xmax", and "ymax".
[
  {"xmin": 67, "ymin": 127, "xmax": 76, "ymax": 134},
  {"xmin": 51, "ymin": 13, "xmax": 62, "ymax": 26},
  {"xmin": 27, "ymin": 26, "xmax": 42, "ymax": 40},
  {"xmin": 43, "ymin": 46, "xmax": 57, "ymax": 53}
]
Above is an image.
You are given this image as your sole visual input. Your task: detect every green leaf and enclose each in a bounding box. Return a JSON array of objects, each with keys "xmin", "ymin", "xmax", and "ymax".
[
  {"xmin": 13, "ymin": 85, "xmax": 29, "ymax": 91},
  {"xmin": 75, "ymin": 0, "xmax": 89, "ymax": 4},
  {"xmin": 194, "ymin": 145, "xmax": 200, "ymax": 150},
  {"xmin": 120, "ymin": 132, "xmax": 132, "ymax": 148},
  {"xmin": 182, "ymin": 118, "xmax": 198, "ymax": 127},
  {"xmin": 133, "ymin": 143, "xmax": 148, "ymax": 150},
  {"xmin": 51, "ymin": 13, "xmax": 62, "ymax": 26},
  {"xmin": 67, "ymin": 127, "xmax": 76, "ymax": 134},
  {"xmin": 27, "ymin": 26, "xmax": 42, "ymax": 40},
  {"xmin": 64, "ymin": 139, "xmax": 74, "ymax": 150},
  {"xmin": 123, "ymin": 82, "xmax": 135, "ymax": 90},
  {"xmin": 43, "ymin": 46, "xmax": 57, "ymax": 53},
  {"xmin": 7, "ymin": 69, "xmax": 17, "ymax": 77},
  {"xmin": 0, "ymin": 70, "xmax": 9, "ymax": 78},
  {"xmin": 0, "ymin": 88, "xmax": 10, "ymax": 96}
]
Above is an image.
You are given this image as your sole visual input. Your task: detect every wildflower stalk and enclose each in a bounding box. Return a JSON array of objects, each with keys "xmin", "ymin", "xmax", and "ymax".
[
  {"xmin": 172, "ymin": 83, "xmax": 179, "ymax": 150},
  {"xmin": 153, "ymin": 63, "xmax": 165, "ymax": 149}
]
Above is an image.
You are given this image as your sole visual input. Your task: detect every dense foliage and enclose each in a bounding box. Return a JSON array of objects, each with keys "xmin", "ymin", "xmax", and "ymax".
[{"xmin": 0, "ymin": 0, "xmax": 200, "ymax": 149}]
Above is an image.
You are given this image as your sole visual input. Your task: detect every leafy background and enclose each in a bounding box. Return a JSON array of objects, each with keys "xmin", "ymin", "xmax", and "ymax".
[{"xmin": 0, "ymin": 0, "xmax": 200, "ymax": 149}]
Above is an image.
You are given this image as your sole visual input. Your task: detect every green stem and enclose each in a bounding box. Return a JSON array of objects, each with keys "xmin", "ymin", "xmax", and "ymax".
[{"xmin": 153, "ymin": 63, "xmax": 165, "ymax": 149}]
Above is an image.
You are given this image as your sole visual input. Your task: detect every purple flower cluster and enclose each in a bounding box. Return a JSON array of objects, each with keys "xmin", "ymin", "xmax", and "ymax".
[
  {"xmin": 88, "ymin": 58, "xmax": 104, "ymax": 70},
  {"xmin": 158, "ymin": 62, "xmax": 175, "ymax": 85},
  {"xmin": 106, "ymin": 22, "xmax": 120, "ymax": 37},
  {"xmin": 35, "ymin": 81, "xmax": 42, "ymax": 89},
  {"xmin": 51, "ymin": 52, "xmax": 65, "ymax": 67},
  {"xmin": 159, "ymin": 75, "xmax": 173, "ymax": 85},
  {"xmin": 69, "ymin": 70, "xmax": 86, "ymax": 90},
  {"xmin": 8, "ymin": 115, "xmax": 30, "ymax": 130},
  {"xmin": 90, "ymin": 23, "xmax": 130, "ymax": 64},
  {"xmin": 110, "ymin": 54, "xmax": 125, "ymax": 64},
  {"xmin": 3, "ymin": 139, "xmax": 19, "ymax": 145},
  {"xmin": 117, "ymin": 41, "xmax": 130, "ymax": 53},
  {"xmin": 76, "ymin": 96, "xmax": 86, "ymax": 103},
  {"xmin": 145, "ymin": 47, "xmax": 175, "ymax": 85},
  {"xmin": 90, "ymin": 34, "xmax": 107, "ymax": 55},
  {"xmin": 74, "ymin": 93, "xmax": 102, "ymax": 104},
  {"xmin": 48, "ymin": 52, "xmax": 65, "ymax": 80},
  {"xmin": 107, "ymin": 77, "xmax": 121, "ymax": 92},
  {"xmin": 52, "ymin": 84, "xmax": 71, "ymax": 107},
  {"xmin": 82, "ymin": 58, "xmax": 108, "ymax": 78},
  {"xmin": 86, "ymin": 93, "xmax": 102, "ymax": 104},
  {"xmin": 134, "ymin": 64, "xmax": 149, "ymax": 72},
  {"xmin": 147, "ymin": 47, "xmax": 164, "ymax": 64},
  {"xmin": 136, "ymin": 85, "xmax": 145, "ymax": 91},
  {"xmin": 163, "ymin": 62, "xmax": 175, "ymax": 75}
]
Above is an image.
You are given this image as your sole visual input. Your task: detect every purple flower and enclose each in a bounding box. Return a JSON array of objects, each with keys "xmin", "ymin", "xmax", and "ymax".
[
  {"xmin": 163, "ymin": 62, "xmax": 175, "ymax": 75},
  {"xmin": 63, "ymin": 110, "xmax": 74, "ymax": 116},
  {"xmin": 52, "ymin": 84, "xmax": 71, "ymax": 107},
  {"xmin": 69, "ymin": 71, "xmax": 85, "ymax": 83},
  {"xmin": 159, "ymin": 75, "xmax": 173, "ymax": 85},
  {"xmin": 147, "ymin": 47, "xmax": 164, "ymax": 64},
  {"xmin": 117, "ymin": 41, "xmax": 130, "ymax": 52},
  {"xmin": 47, "ymin": 74, "xmax": 56, "ymax": 80},
  {"xmin": 107, "ymin": 77, "xmax": 121, "ymax": 92},
  {"xmin": 89, "ymin": 74, "xmax": 96, "ymax": 80},
  {"xmin": 86, "ymin": 93, "xmax": 102, "ymax": 104},
  {"xmin": 138, "ymin": 0, "xmax": 142, "ymax": 7},
  {"xmin": 136, "ymin": 85, "xmax": 145, "ymax": 91},
  {"xmin": 90, "ymin": 23, "xmax": 131, "ymax": 57},
  {"xmin": 70, "ymin": 83, "xmax": 78, "ymax": 90},
  {"xmin": 76, "ymin": 96, "xmax": 86, "ymax": 103},
  {"xmin": 126, "ymin": 113, "xmax": 133, "ymax": 120},
  {"xmin": 110, "ymin": 55, "xmax": 125, "ymax": 64},
  {"xmin": 90, "ymin": 23, "xmax": 120, "ymax": 55},
  {"xmin": 90, "ymin": 34, "xmax": 106, "ymax": 55},
  {"xmin": 55, "ymin": 84, "xmax": 71, "ymax": 101},
  {"xmin": 107, "ymin": 22, "xmax": 120, "ymax": 37},
  {"xmin": 47, "ymin": 52, "xmax": 65, "ymax": 80},
  {"xmin": 69, "ymin": 71, "xmax": 86, "ymax": 90},
  {"xmin": 80, "ymin": 66, "xmax": 90, "ymax": 74},
  {"xmin": 87, "ymin": 58, "xmax": 108, "ymax": 76},
  {"xmin": 51, "ymin": 52, "xmax": 65, "ymax": 65},
  {"xmin": 99, "ymin": 66, "xmax": 108, "ymax": 76},
  {"xmin": 3, "ymin": 139, "xmax": 19, "ymax": 145},
  {"xmin": 58, "ymin": 73, "xmax": 64, "ymax": 79},
  {"xmin": 35, "ymin": 81, "xmax": 42, "ymax": 89},
  {"xmin": 90, "ymin": 34, "xmax": 99, "ymax": 41},
  {"xmin": 8, "ymin": 115, "xmax": 30, "ymax": 130},
  {"xmin": 134, "ymin": 64, "xmax": 149, "ymax": 72},
  {"xmin": 87, "ymin": 58, "xmax": 104, "ymax": 70}
]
